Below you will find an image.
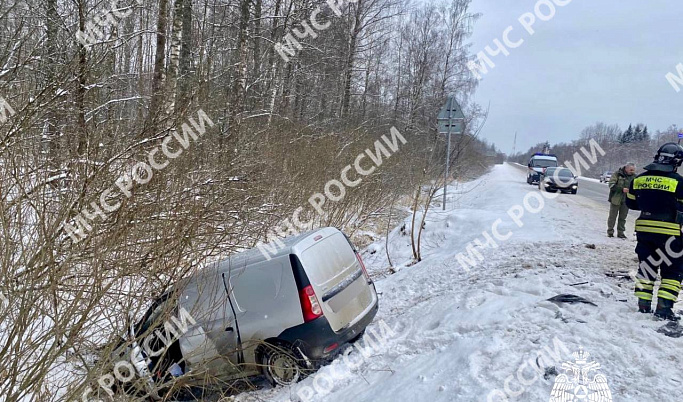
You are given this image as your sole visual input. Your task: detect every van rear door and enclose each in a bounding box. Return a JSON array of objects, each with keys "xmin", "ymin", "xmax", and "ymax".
[{"xmin": 297, "ymin": 232, "xmax": 376, "ymax": 333}]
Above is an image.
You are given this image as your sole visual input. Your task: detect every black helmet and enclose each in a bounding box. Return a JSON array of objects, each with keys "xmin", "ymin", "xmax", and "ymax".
[{"xmin": 654, "ymin": 143, "xmax": 683, "ymax": 167}]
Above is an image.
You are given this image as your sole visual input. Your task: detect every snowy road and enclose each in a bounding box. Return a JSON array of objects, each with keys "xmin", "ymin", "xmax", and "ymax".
[
  {"xmin": 237, "ymin": 163, "xmax": 681, "ymax": 402},
  {"xmin": 575, "ymin": 177, "xmax": 610, "ymax": 204}
]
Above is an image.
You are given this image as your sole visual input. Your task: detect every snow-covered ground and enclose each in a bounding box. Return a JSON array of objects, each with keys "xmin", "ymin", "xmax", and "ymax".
[{"xmin": 236, "ymin": 163, "xmax": 682, "ymax": 402}]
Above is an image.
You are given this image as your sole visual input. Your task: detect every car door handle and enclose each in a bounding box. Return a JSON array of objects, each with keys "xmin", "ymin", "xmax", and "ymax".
[{"xmin": 225, "ymin": 326, "xmax": 234, "ymax": 332}]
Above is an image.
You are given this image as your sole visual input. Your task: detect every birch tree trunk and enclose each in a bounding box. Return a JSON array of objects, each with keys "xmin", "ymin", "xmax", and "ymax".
[
  {"xmin": 178, "ymin": 0, "xmax": 192, "ymax": 110},
  {"xmin": 165, "ymin": 0, "xmax": 184, "ymax": 118},
  {"xmin": 230, "ymin": 0, "xmax": 250, "ymax": 133},
  {"xmin": 147, "ymin": 0, "xmax": 169, "ymax": 132}
]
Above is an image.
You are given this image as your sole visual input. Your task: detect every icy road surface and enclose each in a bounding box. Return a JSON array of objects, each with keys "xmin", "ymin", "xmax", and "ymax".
[{"xmin": 237, "ymin": 163, "xmax": 681, "ymax": 402}]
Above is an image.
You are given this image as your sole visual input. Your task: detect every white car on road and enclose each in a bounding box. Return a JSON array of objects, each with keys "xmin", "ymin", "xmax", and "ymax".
[{"xmin": 599, "ymin": 171, "xmax": 612, "ymax": 183}]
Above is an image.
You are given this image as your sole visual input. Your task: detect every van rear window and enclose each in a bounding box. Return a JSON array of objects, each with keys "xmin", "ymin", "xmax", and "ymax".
[{"xmin": 300, "ymin": 233, "xmax": 357, "ymax": 286}]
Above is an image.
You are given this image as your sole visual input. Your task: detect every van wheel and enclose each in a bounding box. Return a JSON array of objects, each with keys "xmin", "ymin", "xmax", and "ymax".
[{"xmin": 261, "ymin": 344, "xmax": 304, "ymax": 387}]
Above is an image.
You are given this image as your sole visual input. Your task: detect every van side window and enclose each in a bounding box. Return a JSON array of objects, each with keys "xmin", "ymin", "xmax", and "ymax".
[{"xmin": 229, "ymin": 265, "xmax": 281, "ymax": 313}]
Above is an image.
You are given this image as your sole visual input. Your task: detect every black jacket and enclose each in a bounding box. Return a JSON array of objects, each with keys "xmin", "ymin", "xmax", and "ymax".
[{"xmin": 626, "ymin": 163, "xmax": 683, "ymax": 236}]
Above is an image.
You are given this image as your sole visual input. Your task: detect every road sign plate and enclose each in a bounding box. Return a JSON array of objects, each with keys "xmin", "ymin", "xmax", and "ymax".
[
  {"xmin": 438, "ymin": 120, "xmax": 464, "ymax": 134},
  {"xmin": 437, "ymin": 97, "xmax": 465, "ymax": 121}
]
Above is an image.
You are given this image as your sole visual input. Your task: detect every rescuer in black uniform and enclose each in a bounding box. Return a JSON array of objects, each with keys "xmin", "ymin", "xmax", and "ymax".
[{"xmin": 626, "ymin": 143, "xmax": 683, "ymax": 321}]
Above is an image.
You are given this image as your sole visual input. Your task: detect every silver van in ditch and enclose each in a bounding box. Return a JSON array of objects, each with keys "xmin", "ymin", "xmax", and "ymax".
[{"xmin": 108, "ymin": 227, "xmax": 378, "ymax": 397}]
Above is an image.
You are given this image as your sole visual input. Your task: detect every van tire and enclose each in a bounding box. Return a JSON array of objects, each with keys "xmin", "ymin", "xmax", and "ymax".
[{"xmin": 260, "ymin": 343, "xmax": 304, "ymax": 387}]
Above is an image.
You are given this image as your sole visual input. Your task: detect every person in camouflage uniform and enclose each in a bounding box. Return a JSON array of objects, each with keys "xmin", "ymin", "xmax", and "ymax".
[{"xmin": 607, "ymin": 163, "xmax": 636, "ymax": 238}]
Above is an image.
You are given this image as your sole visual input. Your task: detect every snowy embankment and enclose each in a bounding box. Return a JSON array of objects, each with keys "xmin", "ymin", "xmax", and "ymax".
[{"xmin": 237, "ymin": 163, "xmax": 681, "ymax": 402}]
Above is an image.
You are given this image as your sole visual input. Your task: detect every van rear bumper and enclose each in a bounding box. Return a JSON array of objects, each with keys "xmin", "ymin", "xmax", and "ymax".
[{"xmin": 277, "ymin": 299, "xmax": 379, "ymax": 363}]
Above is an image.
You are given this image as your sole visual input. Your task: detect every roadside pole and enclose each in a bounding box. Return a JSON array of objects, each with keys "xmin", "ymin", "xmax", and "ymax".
[
  {"xmin": 443, "ymin": 107, "xmax": 452, "ymax": 211},
  {"xmin": 438, "ymin": 97, "xmax": 465, "ymax": 211}
]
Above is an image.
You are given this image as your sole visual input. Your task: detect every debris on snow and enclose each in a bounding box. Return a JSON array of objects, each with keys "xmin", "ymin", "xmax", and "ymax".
[{"xmin": 547, "ymin": 294, "xmax": 598, "ymax": 307}]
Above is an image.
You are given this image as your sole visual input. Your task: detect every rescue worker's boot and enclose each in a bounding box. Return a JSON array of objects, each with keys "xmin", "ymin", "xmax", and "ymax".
[
  {"xmin": 654, "ymin": 298, "xmax": 680, "ymax": 321},
  {"xmin": 635, "ymin": 278, "xmax": 654, "ymax": 313},
  {"xmin": 638, "ymin": 299, "xmax": 652, "ymax": 314}
]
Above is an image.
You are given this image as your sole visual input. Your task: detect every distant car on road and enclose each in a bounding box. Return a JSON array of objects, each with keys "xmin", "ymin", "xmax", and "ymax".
[
  {"xmin": 527, "ymin": 153, "xmax": 559, "ymax": 184},
  {"xmin": 539, "ymin": 167, "xmax": 578, "ymax": 194},
  {"xmin": 599, "ymin": 171, "xmax": 612, "ymax": 183}
]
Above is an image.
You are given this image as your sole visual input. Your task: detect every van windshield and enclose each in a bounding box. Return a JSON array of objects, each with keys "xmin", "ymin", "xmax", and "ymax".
[
  {"xmin": 135, "ymin": 295, "xmax": 176, "ymax": 337},
  {"xmin": 532, "ymin": 159, "xmax": 558, "ymax": 168},
  {"xmin": 300, "ymin": 233, "xmax": 357, "ymax": 286}
]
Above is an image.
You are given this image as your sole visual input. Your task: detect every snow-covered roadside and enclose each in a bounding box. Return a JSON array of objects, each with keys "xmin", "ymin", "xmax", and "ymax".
[{"xmin": 236, "ymin": 163, "xmax": 681, "ymax": 402}]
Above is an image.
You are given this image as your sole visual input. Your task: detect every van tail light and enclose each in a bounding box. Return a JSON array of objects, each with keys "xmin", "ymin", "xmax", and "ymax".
[
  {"xmin": 323, "ymin": 343, "xmax": 339, "ymax": 354},
  {"xmin": 356, "ymin": 252, "xmax": 372, "ymax": 283},
  {"xmin": 299, "ymin": 285, "xmax": 323, "ymax": 322}
]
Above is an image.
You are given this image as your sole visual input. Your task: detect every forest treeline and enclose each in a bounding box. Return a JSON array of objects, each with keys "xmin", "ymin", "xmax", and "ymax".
[{"xmin": 509, "ymin": 123, "xmax": 682, "ymax": 177}]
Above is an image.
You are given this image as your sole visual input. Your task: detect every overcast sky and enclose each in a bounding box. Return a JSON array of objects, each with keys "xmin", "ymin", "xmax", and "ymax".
[{"xmin": 467, "ymin": 0, "xmax": 683, "ymax": 155}]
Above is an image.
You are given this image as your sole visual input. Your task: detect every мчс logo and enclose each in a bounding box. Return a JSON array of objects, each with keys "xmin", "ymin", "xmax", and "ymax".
[{"xmin": 549, "ymin": 347, "xmax": 612, "ymax": 402}]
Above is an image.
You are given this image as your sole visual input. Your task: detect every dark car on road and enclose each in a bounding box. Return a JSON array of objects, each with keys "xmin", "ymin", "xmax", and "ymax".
[{"xmin": 539, "ymin": 167, "xmax": 578, "ymax": 194}]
